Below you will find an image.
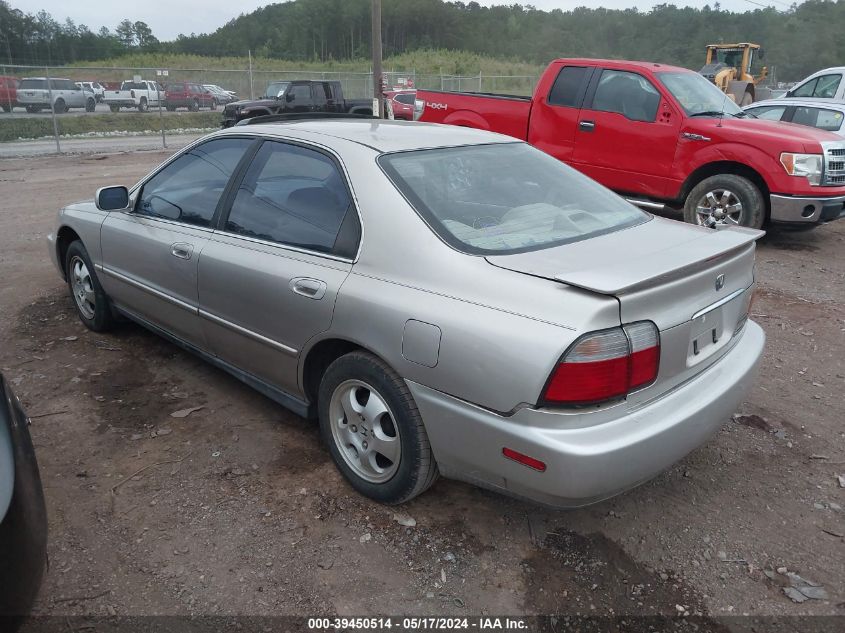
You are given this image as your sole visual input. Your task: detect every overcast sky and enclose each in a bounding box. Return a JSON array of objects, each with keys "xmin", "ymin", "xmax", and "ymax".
[{"xmin": 16, "ymin": 0, "xmax": 792, "ymax": 41}]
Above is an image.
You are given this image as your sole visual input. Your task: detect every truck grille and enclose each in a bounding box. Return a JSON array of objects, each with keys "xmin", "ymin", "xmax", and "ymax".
[{"xmin": 823, "ymin": 142, "xmax": 845, "ymax": 185}]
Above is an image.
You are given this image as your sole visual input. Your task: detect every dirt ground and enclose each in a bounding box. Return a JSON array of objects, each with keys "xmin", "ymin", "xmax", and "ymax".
[{"xmin": 0, "ymin": 151, "xmax": 843, "ymax": 626}]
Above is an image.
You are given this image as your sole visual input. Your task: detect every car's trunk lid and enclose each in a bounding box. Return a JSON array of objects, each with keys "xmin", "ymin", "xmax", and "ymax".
[{"xmin": 486, "ymin": 217, "xmax": 763, "ymax": 404}]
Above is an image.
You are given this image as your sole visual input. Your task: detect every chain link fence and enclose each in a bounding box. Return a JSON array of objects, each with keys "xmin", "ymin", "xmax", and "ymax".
[{"xmin": 0, "ymin": 64, "xmax": 539, "ymax": 152}]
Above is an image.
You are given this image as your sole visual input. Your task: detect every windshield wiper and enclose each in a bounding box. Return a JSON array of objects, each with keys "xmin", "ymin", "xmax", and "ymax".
[{"xmin": 689, "ymin": 110, "xmax": 736, "ymax": 118}]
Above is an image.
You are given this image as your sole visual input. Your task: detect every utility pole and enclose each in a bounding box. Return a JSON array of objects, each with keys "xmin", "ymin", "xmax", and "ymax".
[{"xmin": 371, "ymin": 0, "xmax": 383, "ymax": 118}]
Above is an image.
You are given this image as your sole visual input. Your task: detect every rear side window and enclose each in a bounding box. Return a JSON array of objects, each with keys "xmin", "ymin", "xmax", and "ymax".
[
  {"xmin": 793, "ymin": 106, "xmax": 844, "ymax": 132},
  {"xmin": 288, "ymin": 84, "xmax": 312, "ymax": 103},
  {"xmin": 136, "ymin": 138, "xmax": 253, "ymax": 227},
  {"xmin": 225, "ymin": 141, "xmax": 356, "ymax": 255},
  {"xmin": 547, "ymin": 66, "xmax": 588, "ymax": 108},
  {"xmin": 590, "ymin": 69, "xmax": 660, "ymax": 122}
]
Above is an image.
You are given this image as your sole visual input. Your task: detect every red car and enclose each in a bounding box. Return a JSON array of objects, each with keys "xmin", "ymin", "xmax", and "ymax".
[
  {"xmin": 164, "ymin": 81, "xmax": 217, "ymax": 111},
  {"xmin": 417, "ymin": 58, "xmax": 845, "ymax": 230},
  {"xmin": 385, "ymin": 89, "xmax": 416, "ymax": 120},
  {"xmin": 0, "ymin": 76, "xmax": 18, "ymax": 112}
]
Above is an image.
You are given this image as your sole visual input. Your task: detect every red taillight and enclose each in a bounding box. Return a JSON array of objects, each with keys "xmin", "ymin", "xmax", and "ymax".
[{"xmin": 542, "ymin": 322, "xmax": 660, "ymax": 405}]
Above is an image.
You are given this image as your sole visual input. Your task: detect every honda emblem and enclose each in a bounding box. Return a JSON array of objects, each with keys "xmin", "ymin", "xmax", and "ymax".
[{"xmin": 715, "ymin": 274, "xmax": 725, "ymax": 291}]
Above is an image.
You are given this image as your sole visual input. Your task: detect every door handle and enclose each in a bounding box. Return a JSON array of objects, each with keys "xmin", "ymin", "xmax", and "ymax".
[
  {"xmin": 579, "ymin": 120, "xmax": 596, "ymax": 131},
  {"xmin": 290, "ymin": 277, "xmax": 327, "ymax": 300},
  {"xmin": 171, "ymin": 242, "xmax": 194, "ymax": 260}
]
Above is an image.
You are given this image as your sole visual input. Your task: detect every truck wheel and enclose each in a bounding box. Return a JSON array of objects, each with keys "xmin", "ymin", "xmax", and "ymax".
[
  {"xmin": 54, "ymin": 98, "xmax": 66, "ymax": 114},
  {"xmin": 138, "ymin": 97, "xmax": 148, "ymax": 112},
  {"xmin": 109, "ymin": 104, "xmax": 119, "ymax": 113},
  {"xmin": 85, "ymin": 97, "xmax": 96, "ymax": 112},
  {"xmin": 318, "ymin": 351, "xmax": 439, "ymax": 504},
  {"xmin": 684, "ymin": 174, "xmax": 765, "ymax": 230}
]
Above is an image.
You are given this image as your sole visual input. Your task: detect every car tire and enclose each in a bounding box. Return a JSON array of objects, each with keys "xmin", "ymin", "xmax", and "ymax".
[
  {"xmin": 683, "ymin": 174, "xmax": 765, "ymax": 229},
  {"xmin": 138, "ymin": 97, "xmax": 148, "ymax": 112},
  {"xmin": 318, "ymin": 351, "xmax": 438, "ymax": 504},
  {"xmin": 85, "ymin": 97, "xmax": 96, "ymax": 112},
  {"xmin": 65, "ymin": 241, "xmax": 115, "ymax": 332},
  {"xmin": 191, "ymin": 99, "xmax": 199, "ymax": 112},
  {"xmin": 109, "ymin": 104, "xmax": 119, "ymax": 113},
  {"xmin": 1, "ymin": 104, "xmax": 10, "ymax": 113},
  {"xmin": 53, "ymin": 98, "xmax": 66, "ymax": 114},
  {"xmin": 211, "ymin": 98, "xmax": 218, "ymax": 111}
]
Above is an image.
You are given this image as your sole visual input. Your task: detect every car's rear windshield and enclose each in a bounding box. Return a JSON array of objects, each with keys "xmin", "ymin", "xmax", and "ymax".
[
  {"xmin": 378, "ymin": 143, "xmax": 647, "ymax": 255},
  {"xmin": 20, "ymin": 79, "xmax": 47, "ymax": 89}
]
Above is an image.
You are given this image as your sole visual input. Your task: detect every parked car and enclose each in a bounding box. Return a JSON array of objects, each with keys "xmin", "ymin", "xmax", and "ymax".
[
  {"xmin": 203, "ymin": 84, "xmax": 238, "ymax": 104},
  {"xmin": 0, "ymin": 76, "xmax": 19, "ymax": 112},
  {"xmin": 77, "ymin": 81, "xmax": 106, "ymax": 102},
  {"xmin": 783, "ymin": 67, "xmax": 844, "ymax": 102},
  {"xmin": 17, "ymin": 77, "xmax": 96, "ymax": 113},
  {"xmin": 385, "ymin": 89, "xmax": 416, "ymax": 120},
  {"xmin": 103, "ymin": 80, "xmax": 164, "ymax": 112},
  {"xmin": 47, "ymin": 119, "xmax": 765, "ymax": 508},
  {"xmin": 221, "ymin": 80, "xmax": 373, "ymax": 127},
  {"xmin": 743, "ymin": 98, "xmax": 845, "ymax": 138},
  {"xmin": 0, "ymin": 373, "xmax": 48, "ymax": 627},
  {"xmin": 165, "ymin": 81, "xmax": 217, "ymax": 111},
  {"xmin": 416, "ymin": 58, "xmax": 845, "ymax": 230}
]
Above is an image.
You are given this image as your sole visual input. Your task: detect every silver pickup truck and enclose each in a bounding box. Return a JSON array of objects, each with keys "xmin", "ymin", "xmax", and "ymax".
[{"xmin": 103, "ymin": 79, "xmax": 164, "ymax": 112}]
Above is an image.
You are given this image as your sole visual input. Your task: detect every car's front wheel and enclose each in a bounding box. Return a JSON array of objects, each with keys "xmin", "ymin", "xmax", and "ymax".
[
  {"xmin": 683, "ymin": 174, "xmax": 765, "ymax": 229},
  {"xmin": 65, "ymin": 241, "xmax": 114, "ymax": 332},
  {"xmin": 318, "ymin": 351, "xmax": 438, "ymax": 504}
]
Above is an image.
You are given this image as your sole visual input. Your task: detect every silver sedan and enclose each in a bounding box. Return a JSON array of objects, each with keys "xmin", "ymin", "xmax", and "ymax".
[{"xmin": 47, "ymin": 120, "xmax": 765, "ymax": 507}]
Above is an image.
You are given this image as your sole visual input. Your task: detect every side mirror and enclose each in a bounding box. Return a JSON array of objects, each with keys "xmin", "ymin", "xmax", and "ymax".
[{"xmin": 95, "ymin": 186, "xmax": 129, "ymax": 211}]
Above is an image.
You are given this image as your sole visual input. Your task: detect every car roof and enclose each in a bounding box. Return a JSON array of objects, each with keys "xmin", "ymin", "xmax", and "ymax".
[
  {"xmin": 553, "ymin": 58, "xmax": 690, "ymax": 74},
  {"xmin": 745, "ymin": 98, "xmax": 845, "ymax": 111},
  {"xmin": 220, "ymin": 119, "xmax": 518, "ymax": 153}
]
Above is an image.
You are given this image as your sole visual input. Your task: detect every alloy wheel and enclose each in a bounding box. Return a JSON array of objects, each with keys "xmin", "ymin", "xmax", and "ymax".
[
  {"xmin": 694, "ymin": 188, "xmax": 743, "ymax": 227},
  {"xmin": 329, "ymin": 379, "xmax": 401, "ymax": 483},
  {"xmin": 70, "ymin": 256, "xmax": 96, "ymax": 320}
]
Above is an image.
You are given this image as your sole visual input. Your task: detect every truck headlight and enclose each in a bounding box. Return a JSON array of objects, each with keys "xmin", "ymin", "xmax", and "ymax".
[{"xmin": 780, "ymin": 153, "xmax": 823, "ymax": 186}]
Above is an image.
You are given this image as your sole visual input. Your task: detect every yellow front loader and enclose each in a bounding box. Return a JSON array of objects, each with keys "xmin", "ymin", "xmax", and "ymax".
[{"xmin": 700, "ymin": 43, "xmax": 772, "ymax": 105}]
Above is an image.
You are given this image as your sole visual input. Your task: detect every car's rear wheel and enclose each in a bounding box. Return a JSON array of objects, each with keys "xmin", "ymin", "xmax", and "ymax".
[
  {"xmin": 53, "ymin": 98, "xmax": 66, "ymax": 114},
  {"xmin": 683, "ymin": 174, "xmax": 765, "ymax": 229},
  {"xmin": 318, "ymin": 351, "xmax": 438, "ymax": 504},
  {"xmin": 211, "ymin": 98, "xmax": 218, "ymax": 110},
  {"xmin": 109, "ymin": 104, "xmax": 119, "ymax": 113},
  {"xmin": 65, "ymin": 241, "xmax": 114, "ymax": 332},
  {"xmin": 85, "ymin": 97, "xmax": 96, "ymax": 112},
  {"xmin": 191, "ymin": 99, "xmax": 200, "ymax": 112}
]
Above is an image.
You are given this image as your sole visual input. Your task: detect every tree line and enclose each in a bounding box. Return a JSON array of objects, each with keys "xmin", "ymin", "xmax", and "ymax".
[{"xmin": 2, "ymin": 0, "xmax": 844, "ymax": 82}]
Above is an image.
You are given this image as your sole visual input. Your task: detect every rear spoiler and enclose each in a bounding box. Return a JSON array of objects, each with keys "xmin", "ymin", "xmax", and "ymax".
[{"xmin": 553, "ymin": 226, "xmax": 764, "ymax": 295}]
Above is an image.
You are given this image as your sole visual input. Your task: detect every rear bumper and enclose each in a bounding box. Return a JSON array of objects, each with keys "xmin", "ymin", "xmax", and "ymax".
[
  {"xmin": 410, "ymin": 320, "xmax": 765, "ymax": 508},
  {"xmin": 769, "ymin": 193, "xmax": 845, "ymax": 224}
]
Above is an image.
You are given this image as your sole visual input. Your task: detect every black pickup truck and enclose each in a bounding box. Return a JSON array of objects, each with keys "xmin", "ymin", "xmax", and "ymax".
[{"xmin": 221, "ymin": 80, "xmax": 374, "ymax": 127}]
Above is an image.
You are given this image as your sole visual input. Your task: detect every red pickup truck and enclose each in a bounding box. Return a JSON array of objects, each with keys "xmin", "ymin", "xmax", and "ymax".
[{"xmin": 416, "ymin": 59, "xmax": 845, "ymax": 229}]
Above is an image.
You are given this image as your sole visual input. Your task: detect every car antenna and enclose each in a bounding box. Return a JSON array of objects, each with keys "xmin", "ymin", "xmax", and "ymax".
[{"xmin": 717, "ymin": 91, "xmax": 728, "ymax": 128}]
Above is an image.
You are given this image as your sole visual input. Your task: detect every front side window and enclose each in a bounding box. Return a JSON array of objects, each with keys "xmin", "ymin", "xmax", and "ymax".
[
  {"xmin": 288, "ymin": 84, "xmax": 312, "ymax": 103},
  {"xmin": 590, "ymin": 69, "xmax": 660, "ymax": 122},
  {"xmin": 547, "ymin": 66, "xmax": 588, "ymax": 108},
  {"xmin": 225, "ymin": 141, "xmax": 356, "ymax": 255},
  {"xmin": 745, "ymin": 105, "xmax": 787, "ymax": 121},
  {"xmin": 395, "ymin": 93, "xmax": 416, "ymax": 105},
  {"xmin": 379, "ymin": 143, "xmax": 647, "ymax": 255},
  {"xmin": 263, "ymin": 82, "xmax": 290, "ymax": 98},
  {"xmin": 136, "ymin": 138, "xmax": 253, "ymax": 227},
  {"xmin": 793, "ymin": 106, "xmax": 844, "ymax": 132}
]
